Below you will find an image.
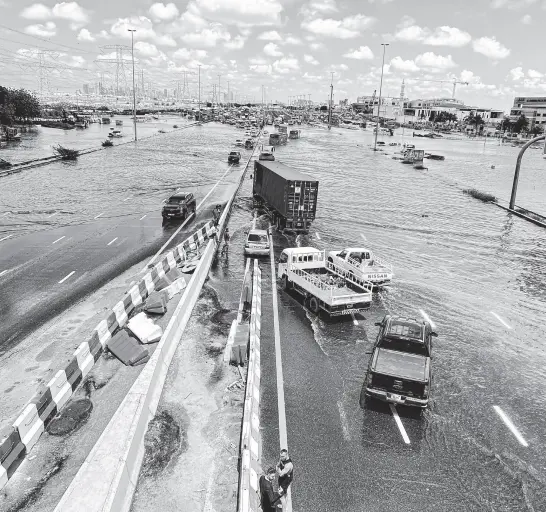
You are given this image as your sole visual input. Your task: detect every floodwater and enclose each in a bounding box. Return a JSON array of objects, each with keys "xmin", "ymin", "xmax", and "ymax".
[{"xmin": 2, "ymin": 122, "xmax": 546, "ymax": 511}]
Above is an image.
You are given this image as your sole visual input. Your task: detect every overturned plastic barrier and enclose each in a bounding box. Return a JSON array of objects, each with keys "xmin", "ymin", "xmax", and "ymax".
[
  {"xmin": 0, "ymin": 221, "xmax": 215, "ymax": 490},
  {"xmin": 238, "ymin": 259, "xmax": 263, "ymax": 512}
]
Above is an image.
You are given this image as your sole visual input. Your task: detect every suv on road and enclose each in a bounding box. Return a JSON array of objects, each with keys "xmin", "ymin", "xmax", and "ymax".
[
  {"xmin": 361, "ymin": 315, "xmax": 437, "ymax": 409},
  {"xmin": 162, "ymin": 192, "xmax": 196, "ymax": 221},
  {"xmin": 228, "ymin": 151, "xmax": 241, "ymax": 163}
]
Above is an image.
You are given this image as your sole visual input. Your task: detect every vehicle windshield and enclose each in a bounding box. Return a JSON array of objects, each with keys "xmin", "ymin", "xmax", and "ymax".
[
  {"xmin": 388, "ymin": 321, "xmax": 423, "ymax": 339},
  {"xmin": 248, "ymin": 234, "xmax": 268, "ymax": 243},
  {"xmin": 380, "ymin": 338, "xmax": 429, "ymax": 356},
  {"xmin": 168, "ymin": 197, "xmax": 184, "ymax": 204}
]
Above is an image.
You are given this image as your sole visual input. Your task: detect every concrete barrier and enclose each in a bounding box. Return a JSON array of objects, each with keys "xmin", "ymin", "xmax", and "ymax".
[
  {"xmin": 238, "ymin": 260, "xmax": 263, "ymax": 512},
  {"xmin": 0, "ymin": 221, "xmax": 216, "ymax": 491}
]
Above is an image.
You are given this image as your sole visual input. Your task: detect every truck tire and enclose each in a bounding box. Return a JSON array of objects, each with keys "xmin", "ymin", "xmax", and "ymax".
[
  {"xmin": 282, "ymin": 274, "xmax": 291, "ymax": 291},
  {"xmin": 308, "ymin": 296, "xmax": 320, "ymax": 314}
]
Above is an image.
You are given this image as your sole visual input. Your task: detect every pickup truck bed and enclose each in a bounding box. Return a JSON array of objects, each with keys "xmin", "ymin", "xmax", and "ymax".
[{"xmin": 375, "ymin": 349, "xmax": 427, "ymax": 382}]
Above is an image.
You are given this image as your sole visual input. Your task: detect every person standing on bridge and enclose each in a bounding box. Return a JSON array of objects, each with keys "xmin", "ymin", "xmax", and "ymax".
[
  {"xmin": 276, "ymin": 449, "xmax": 294, "ymax": 509},
  {"xmin": 260, "ymin": 467, "xmax": 282, "ymax": 512}
]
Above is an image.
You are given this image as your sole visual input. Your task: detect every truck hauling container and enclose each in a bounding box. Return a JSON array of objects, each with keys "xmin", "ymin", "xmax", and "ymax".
[{"xmin": 253, "ymin": 160, "xmax": 319, "ymax": 233}]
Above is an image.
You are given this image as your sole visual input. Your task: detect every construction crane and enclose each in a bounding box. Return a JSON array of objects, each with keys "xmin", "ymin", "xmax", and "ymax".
[{"xmin": 403, "ymin": 78, "xmax": 469, "ymax": 99}]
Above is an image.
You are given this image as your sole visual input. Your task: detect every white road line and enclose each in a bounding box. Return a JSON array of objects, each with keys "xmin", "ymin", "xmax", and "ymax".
[
  {"xmin": 94, "ymin": 212, "xmax": 104, "ymax": 219},
  {"xmin": 0, "ymin": 269, "xmax": 12, "ymax": 277},
  {"xmin": 337, "ymin": 401, "xmax": 351, "ymax": 441},
  {"xmin": 2, "ymin": 212, "xmax": 9, "ymax": 216},
  {"xmin": 360, "ymin": 233, "xmax": 367, "ymax": 241},
  {"xmin": 351, "ymin": 312, "xmax": 359, "ymax": 326},
  {"xmin": 139, "ymin": 214, "xmax": 147, "ymax": 220},
  {"xmin": 316, "ymin": 232, "xmax": 321, "ymax": 240},
  {"xmin": 48, "ymin": 212, "xmax": 58, "ymax": 218},
  {"xmin": 107, "ymin": 237, "xmax": 118, "ymax": 246},
  {"xmin": 269, "ymin": 230, "xmax": 292, "ymax": 512},
  {"xmin": 419, "ymin": 309, "xmax": 435, "ymax": 328},
  {"xmin": 123, "ymin": 197, "xmax": 131, "ymax": 202},
  {"xmin": 52, "ymin": 236, "xmax": 65, "ymax": 244},
  {"xmin": 0, "ymin": 234, "xmax": 12, "ymax": 242},
  {"xmin": 143, "ymin": 164, "xmax": 233, "ymax": 272},
  {"xmin": 491, "ymin": 312, "xmax": 512, "ymax": 329},
  {"xmin": 58, "ymin": 271, "xmax": 75, "ymax": 284},
  {"xmin": 493, "ymin": 406, "xmax": 528, "ymax": 447},
  {"xmin": 389, "ymin": 404, "xmax": 411, "ymax": 444}
]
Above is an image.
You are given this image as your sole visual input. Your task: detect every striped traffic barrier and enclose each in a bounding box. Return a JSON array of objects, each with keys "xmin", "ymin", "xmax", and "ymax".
[{"xmin": 0, "ymin": 220, "xmax": 218, "ymax": 491}]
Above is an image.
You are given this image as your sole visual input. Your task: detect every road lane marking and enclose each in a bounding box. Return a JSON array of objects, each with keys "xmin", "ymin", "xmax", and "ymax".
[
  {"xmin": 48, "ymin": 212, "xmax": 58, "ymax": 218},
  {"xmin": 2, "ymin": 212, "xmax": 9, "ymax": 216},
  {"xmin": 419, "ymin": 309, "xmax": 435, "ymax": 328},
  {"xmin": 52, "ymin": 236, "xmax": 65, "ymax": 244},
  {"xmin": 269, "ymin": 230, "xmax": 292, "ymax": 512},
  {"xmin": 491, "ymin": 312, "xmax": 512, "ymax": 329},
  {"xmin": 139, "ymin": 214, "xmax": 147, "ymax": 220},
  {"xmin": 123, "ymin": 197, "xmax": 131, "ymax": 202},
  {"xmin": 58, "ymin": 271, "xmax": 76, "ymax": 284},
  {"xmin": 94, "ymin": 212, "xmax": 104, "ymax": 219},
  {"xmin": 360, "ymin": 233, "xmax": 367, "ymax": 241},
  {"xmin": 0, "ymin": 234, "xmax": 12, "ymax": 242},
  {"xmin": 143, "ymin": 164, "xmax": 234, "ymax": 272},
  {"xmin": 107, "ymin": 237, "xmax": 118, "ymax": 246},
  {"xmin": 316, "ymin": 232, "xmax": 321, "ymax": 240},
  {"xmin": 337, "ymin": 401, "xmax": 351, "ymax": 441},
  {"xmin": 0, "ymin": 269, "xmax": 13, "ymax": 277},
  {"xmin": 389, "ymin": 404, "xmax": 411, "ymax": 444},
  {"xmin": 351, "ymin": 312, "xmax": 359, "ymax": 326},
  {"xmin": 493, "ymin": 406, "xmax": 528, "ymax": 447}
]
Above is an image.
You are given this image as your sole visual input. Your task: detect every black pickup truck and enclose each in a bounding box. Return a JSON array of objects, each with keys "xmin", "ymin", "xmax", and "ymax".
[
  {"xmin": 161, "ymin": 192, "xmax": 196, "ymax": 221},
  {"xmin": 361, "ymin": 315, "xmax": 437, "ymax": 409}
]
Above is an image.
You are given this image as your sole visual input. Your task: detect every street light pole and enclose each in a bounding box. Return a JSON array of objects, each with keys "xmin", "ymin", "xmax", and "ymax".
[
  {"xmin": 128, "ymin": 29, "xmax": 137, "ymax": 141},
  {"xmin": 217, "ymin": 74, "xmax": 221, "ymax": 106},
  {"xmin": 198, "ymin": 65, "xmax": 201, "ymax": 122},
  {"xmin": 227, "ymin": 80, "xmax": 230, "ymax": 108},
  {"xmin": 374, "ymin": 43, "xmax": 389, "ymax": 151}
]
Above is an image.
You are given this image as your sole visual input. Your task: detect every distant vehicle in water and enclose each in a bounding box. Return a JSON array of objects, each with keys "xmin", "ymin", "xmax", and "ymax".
[
  {"xmin": 244, "ymin": 228, "xmax": 270, "ymax": 256},
  {"xmin": 362, "ymin": 315, "xmax": 436, "ymax": 409},
  {"xmin": 162, "ymin": 192, "xmax": 196, "ymax": 221},
  {"xmin": 228, "ymin": 151, "xmax": 241, "ymax": 164},
  {"xmin": 235, "ymin": 139, "xmax": 244, "ymax": 147},
  {"xmin": 245, "ymin": 139, "xmax": 254, "ymax": 150},
  {"xmin": 269, "ymin": 133, "xmax": 287, "ymax": 146},
  {"xmin": 108, "ymin": 129, "xmax": 123, "ymax": 138},
  {"xmin": 289, "ymin": 129, "xmax": 301, "ymax": 139},
  {"xmin": 327, "ymin": 248, "xmax": 393, "ymax": 288}
]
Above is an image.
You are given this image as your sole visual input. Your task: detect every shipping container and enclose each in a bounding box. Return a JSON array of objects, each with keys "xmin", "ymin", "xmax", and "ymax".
[{"xmin": 253, "ymin": 160, "xmax": 319, "ymax": 233}]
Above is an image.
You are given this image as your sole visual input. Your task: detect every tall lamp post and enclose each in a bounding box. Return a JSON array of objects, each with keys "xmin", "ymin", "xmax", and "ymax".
[
  {"xmin": 128, "ymin": 29, "xmax": 137, "ymax": 142},
  {"xmin": 374, "ymin": 43, "xmax": 389, "ymax": 151},
  {"xmin": 198, "ymin": 64, "xmax": 201, "ymax": 122}
]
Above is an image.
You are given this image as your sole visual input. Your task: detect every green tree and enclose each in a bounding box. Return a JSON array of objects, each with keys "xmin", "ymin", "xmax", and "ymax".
[
  {"xmin": 320, "ymin": 105, "xmax": 328, "ymax": 111},
  {"xmin": 0, "ymin": 86, "xmax": 41, "ymax": 125},
  {"xmin": 464, "ymin": 112, "xmax": 484, "ymax": 131},
  {"xmin": 429, "ymin": 111, "xmax": 436, "ymax": 122},
  {"xmin": 530, "ymin": 124, "xmax": 544, "ymax": 136},
  {"xmin": 513, "ymin": 114, "xmax": 529, "ymax": 134}
]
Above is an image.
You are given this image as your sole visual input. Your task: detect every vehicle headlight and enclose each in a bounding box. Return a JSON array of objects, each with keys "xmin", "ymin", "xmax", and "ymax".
[
  {"xmin": 423, "ymin": 384, "xmax": 429, "ymax": 398},
  {"xmin": 366, "ymin": 373, "xmax": 373, "ymax": 386}
]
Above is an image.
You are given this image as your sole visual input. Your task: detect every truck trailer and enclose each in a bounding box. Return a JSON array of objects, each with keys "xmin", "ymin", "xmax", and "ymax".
[{"xmin": 253, "ymin": 160, "xmax": 319, "ymax": 233}]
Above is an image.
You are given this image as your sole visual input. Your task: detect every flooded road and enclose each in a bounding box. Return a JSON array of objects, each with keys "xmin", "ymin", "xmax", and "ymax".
[{"xmin": 1, "ymin": 122, "xmax": 546, "ymax": 510}]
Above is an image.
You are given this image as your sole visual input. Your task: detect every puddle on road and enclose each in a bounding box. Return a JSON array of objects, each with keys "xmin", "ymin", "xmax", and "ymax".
[{"xmin": 47, "ymin": 398, "xmax": 93, "ymax": 436}]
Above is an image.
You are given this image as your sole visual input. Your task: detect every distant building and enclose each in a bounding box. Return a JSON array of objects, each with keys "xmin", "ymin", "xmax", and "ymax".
[
  {"xmin": 510, "ymin": 96, "xmax": 546, "ymax": 126},
  {"xmin": 339, "ymin": 99, "xmax": 348, "ymax": 106},
  {"xmin": 83, "ymin": 83, "xmax": 89, "ymax": 95}
]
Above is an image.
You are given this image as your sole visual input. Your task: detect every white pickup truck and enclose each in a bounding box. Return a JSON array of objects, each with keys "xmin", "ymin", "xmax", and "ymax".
[
  {"xmin": 278, "ymin": 247, "xmax": 373, "ymax": 317},
  {"xmin": 327, "ymin": 248, "xmax": 393, "ymax": 288}
]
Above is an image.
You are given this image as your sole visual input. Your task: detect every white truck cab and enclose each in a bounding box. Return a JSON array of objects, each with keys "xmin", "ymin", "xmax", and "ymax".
[
  {"xmin": 327, "ymin": 248, "xmax": 393, "ymax": 288},
  {"xmin": 278, "ymin": 247, "xmax": 324, "ymax": 277}
]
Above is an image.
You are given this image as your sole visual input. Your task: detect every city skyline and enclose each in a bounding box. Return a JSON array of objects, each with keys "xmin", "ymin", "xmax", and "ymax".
[{"xmin": 0, "ymin": 0, "xmax": 545, "ymax": 109}]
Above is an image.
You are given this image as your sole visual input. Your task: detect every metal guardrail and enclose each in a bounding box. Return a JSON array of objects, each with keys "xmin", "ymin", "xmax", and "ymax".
[{"xmin": 326, "ymin": 261, "xmax": 374, "ymax": 293}]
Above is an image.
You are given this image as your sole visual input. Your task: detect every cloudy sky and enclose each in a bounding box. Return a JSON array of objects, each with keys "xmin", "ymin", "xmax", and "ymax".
[{"xmin": 0, "ymin": 0, "xmax": 545, "ymax": 108}]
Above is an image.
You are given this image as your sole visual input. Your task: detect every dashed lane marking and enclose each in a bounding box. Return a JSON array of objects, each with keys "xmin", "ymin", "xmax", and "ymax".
[
  {"xmin": 58, "ymin": 271, "xmax": 76, "ymax": 284},
  {"xmin": 2, "ymin": 212, "xmax": 9, "ymax": 216},
  {"xmin": 52, "ymin": 236, "xmax": 65, "ymax": 244},
  {"xmin": 490, "ymin": 312, "xmax": 512, "ymax": 329},
  {"xmin": 94, "ymin": 212, "xmax": 104, "ymax": 219},
  {"xmin": 0, "ymin": 234, "xmax": 13, "ymax": 242},
  {"xmin": 389, "ymin": 404, "xmax": 411, "ymax": 444},
  {"xmin": 123, "ymin": 197, "xmax": 131, "ymax": 202},
  {"xmin": 360, "ymin": 233, "xmax": 367, "ymax": 241},
  {"xmin": 493, "ymin": 406, "xmax": 528, "ymax": 447},
  {"xmin": 107, "ymin": 237, "xmax": 118, "ymax": 246},
  {"xmin": 337, "ymin": 401, "xmax": 351, "ymax": 441},
  {"xmin": 0, "ymin": 269, "xmax": 13, "ymax": 277},
  {"xmin": 316, "ymin": 232, "xmax": 321, "ymax": 240},
  {"xmin": 48, "ymin": 212, "xmax": 58, "ymax": 218},
  {"xmin": 139, "ymin": 214, "xmax": 147, "ymax": 220},
  {"xmin": 419, "ymin": 309, "xmax": 435, "ymax": 328}
]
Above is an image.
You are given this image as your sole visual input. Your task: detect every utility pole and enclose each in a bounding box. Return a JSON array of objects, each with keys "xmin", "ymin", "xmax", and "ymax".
[
  {"xmin": 217, "ymin": 74, "xmax": 221, "ymax": 106},
  {"xmin": 328, "ymin": 72, "xmax": 334, "ymax": 130},
  {"xmin": 227, "ymin": 80, "xmax": 230, "ymax": 108},
  {"xmin": 128, "ymin": 29, "xmax": 137, "ymax": 141},
  {"xmin": 198, "ymin": 65, "xmax": 201, "ymax": 122},
  {"xmin": 374, "ymin": 43, "xmax": 389, "ymax": 151}
]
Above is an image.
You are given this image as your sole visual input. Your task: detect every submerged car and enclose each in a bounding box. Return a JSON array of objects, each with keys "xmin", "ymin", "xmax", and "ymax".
[
  {"xmin": 162, "ymin": 192, "xmax": 196, "ymax": 220},
  {"xmin": 244, "ymin": 228, "xmax": 270, "ymax": 256},
  {"xmin": 362, "ymin": 315, "xmax": 437, "ymax": 409},
  {"xmin": 228, "ymin": 151, "xmax": 241, "ymax": 163}
]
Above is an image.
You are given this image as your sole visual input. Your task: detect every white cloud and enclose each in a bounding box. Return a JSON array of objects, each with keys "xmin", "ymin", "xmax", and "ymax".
[
  {"xmin": 273, "ymin": 57, "xmax": 299, "ymax": 74},
  {"xmin": 304, "ymin": 54, "xmax": 319, "ymax": 65},
  {"xmin": 135, "ymin": 41, "xmax": 161, "ymax": 57},
  {"xmin": 77, "ymin": 28, "xmax": 95, "ymax": 41},
  {"xmin": 395, "ymin": 24, "xmax": 471, "ymax": 47},
  {"xmin": 285, "ymin": 36, "xmax": 303, "ymax": 45},
  {"xmin": 180, "ymin": 23, "xmax": 231, "ymax": 47},
  {"xmin": 258, "ymin": 30, "xmax": 281, "ymax": 40},
  {"xmin": 521, "ymin": 14, "xmax": 532, "ymax": 23},
  {"xmin": 300, "ymin": 0, "xmax": 338, "ymax": 18},
  {"xmin": 491, "ymin": 0, "xmax": 537, "ymax": 8},
  {"xmin": 472, "ymin": 36, "xmax": 510, "ymax": 59},
  {"xmin": 97, "ymin": 29, "xmax": 110, "ymax": 39},
  {"xmin": 460, "ymin": 69, "xmax": 476, "ymax": 82},
  {"xmin": 331, "ymin": 63, "xmax": 349, "ymax": 71},
  {"xmin": 415, "ymin": 52, "xmax": 457, "ymax": 70},
  {"xmin": 310, "ymin": 42, "xmax": 324, "ymax": 50},
  {"xmin": 225, "ymin": 35, "xmax": 246, "ymax": 49},
  {"xmin": 528, "ymin": 69, "xmax": 543, "ymax": 78},
  {"xmin": 302, "ymin": 14, "xmax": 375, "ymax": 38},
  {"xmin": 343, "ymin": 45, "xmax": 374, "ymax": 59},
  {"xmin": 189, "ymin": 0, "xmax": 283, "ymax": 27},
  {"xmin": 264, "ymin": 42, "xmax": 283, "ymax": 57},
  {"xmin": 110, "ymin": 16, "xmax": 180, "ymax": 47},
  {"xmin": 509, "ymin": 67, "xmax": 524, "ymax": 80},
  {"xmin": 149, "ymin": 3, "xmax": 179, "ymax": 22},
  {"xmin": 24, "ymin": 21, "xmax": 56, "ymax": 37},
  {"xmin": 390, "ymin": 56, "xmax": 419, "ymax": 72},
  {"xmin": 172, "ymin": 47, "xmax": 208, "ymax": 60},
  {"xmin": 20, "ymin": 3, "xmax": 51, "ymax": 19},
  {"xmin": 154, "ymin": 34, "xmax": 177, "ymax": 46},
  {"xmin": 52, "ymin": 2, "xmax": 89, "ymax": 28}
]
